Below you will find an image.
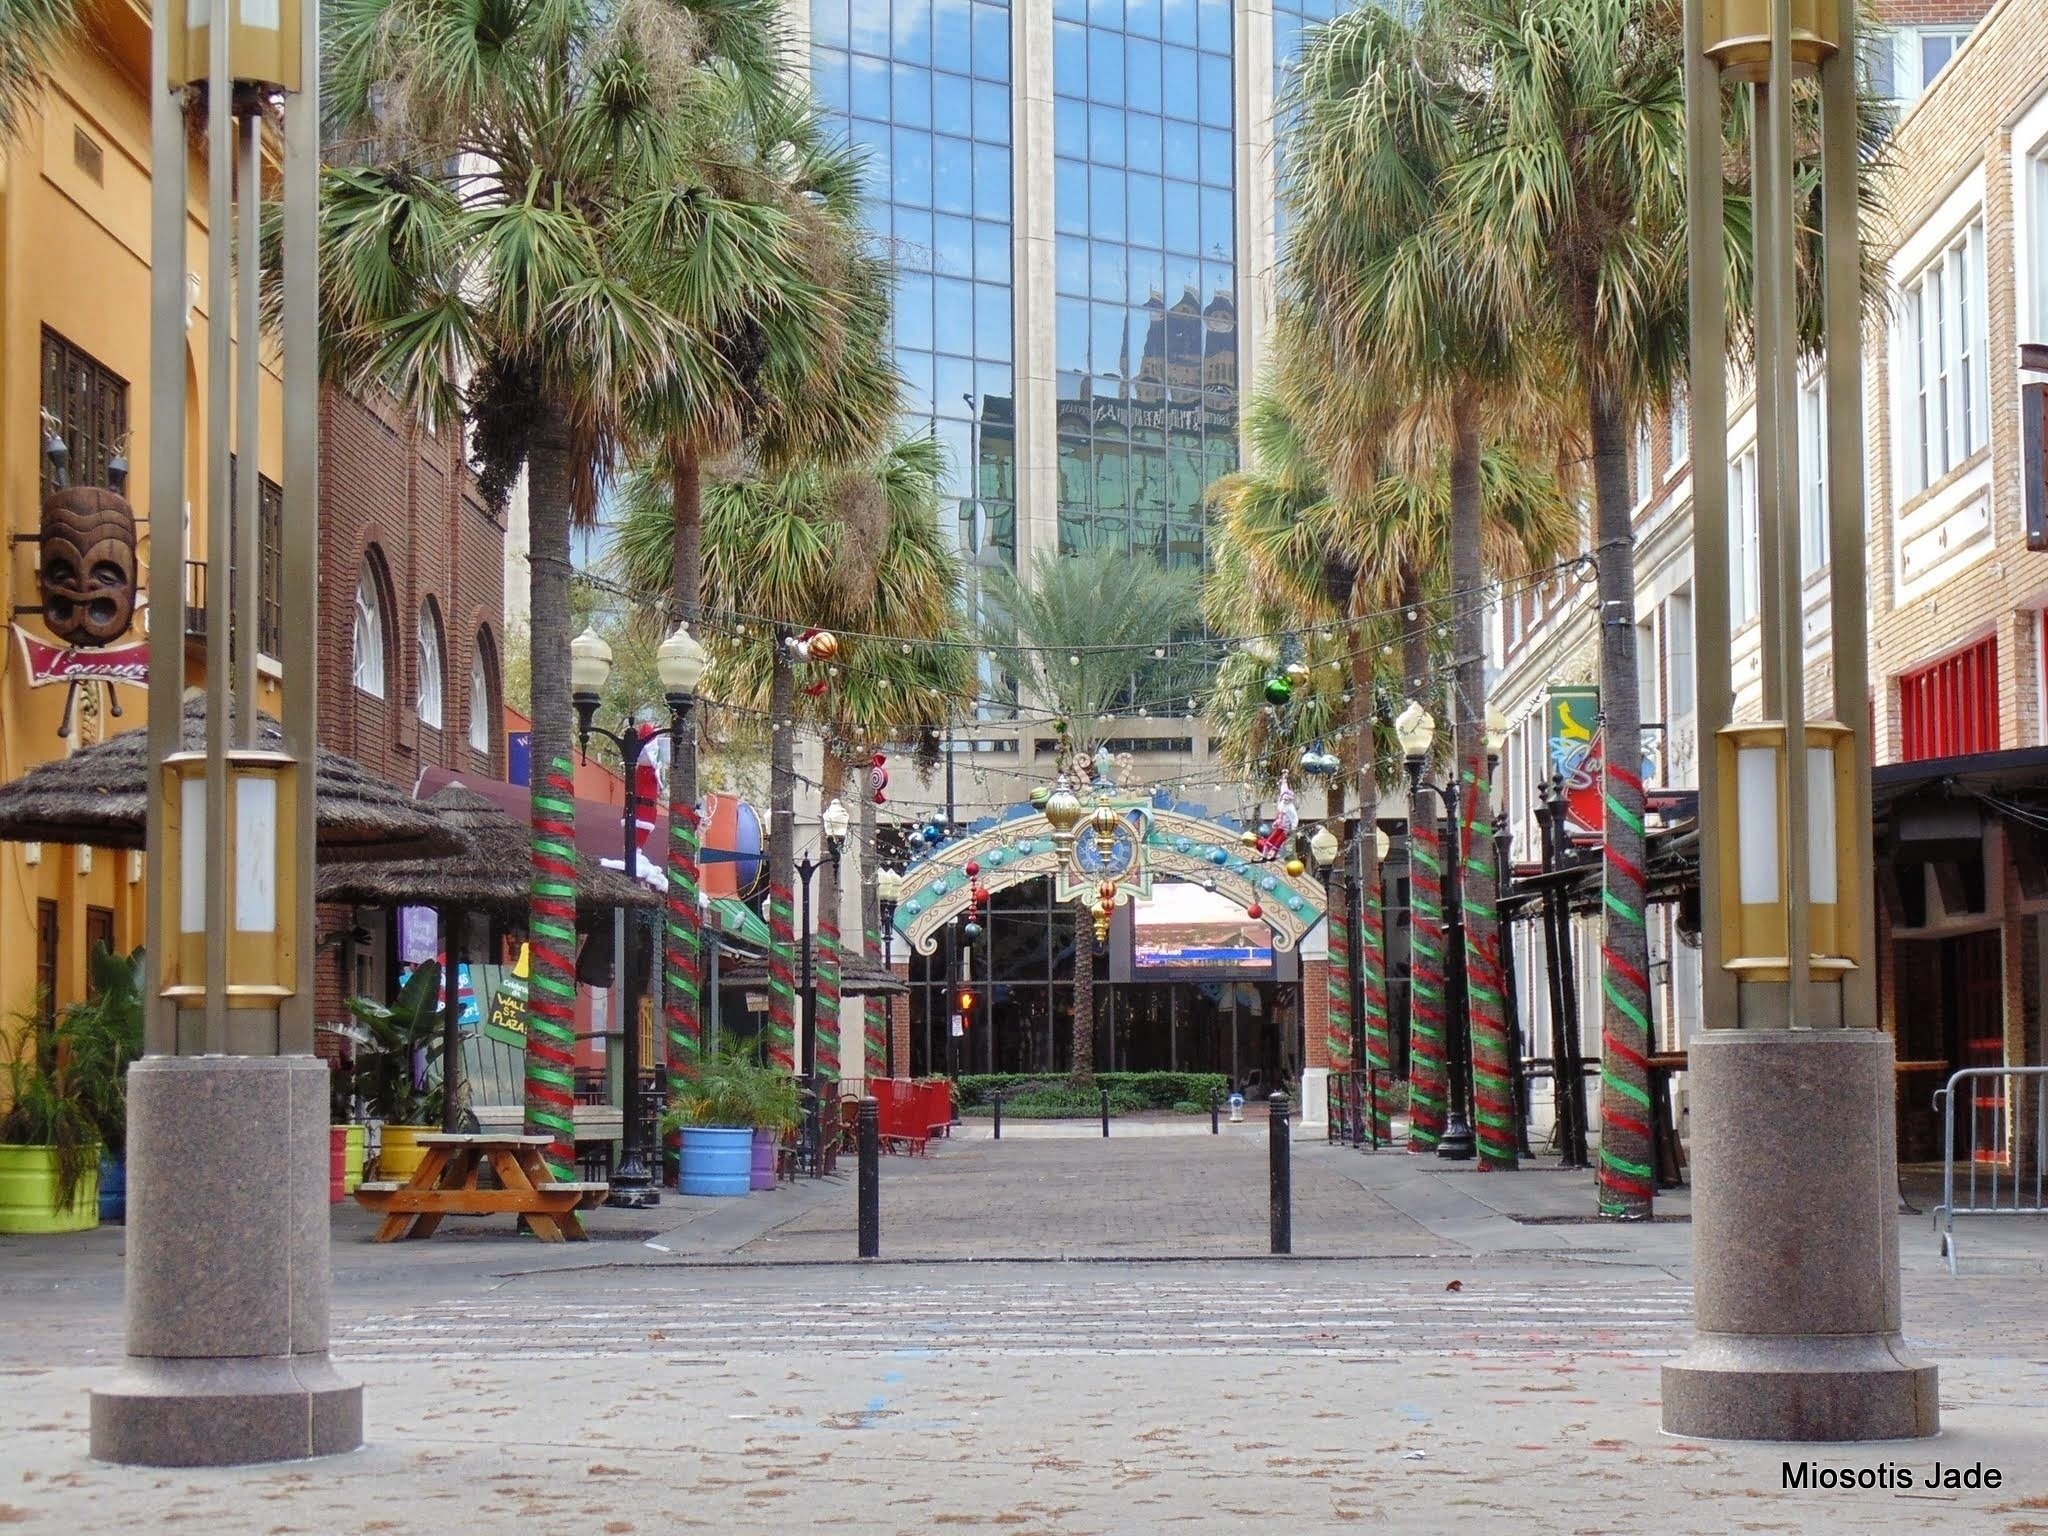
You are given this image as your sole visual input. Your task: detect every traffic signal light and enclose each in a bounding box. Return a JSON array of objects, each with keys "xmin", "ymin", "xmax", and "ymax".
[{"xmin": 956, "ymin": 989, "xmax": 975, "ymax": 1014}]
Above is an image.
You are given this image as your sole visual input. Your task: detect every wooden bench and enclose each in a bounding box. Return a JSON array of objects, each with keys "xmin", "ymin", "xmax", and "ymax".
[{"xmin": 353, "ymin": 1133, "xmax": 609, "ymax": 1242}]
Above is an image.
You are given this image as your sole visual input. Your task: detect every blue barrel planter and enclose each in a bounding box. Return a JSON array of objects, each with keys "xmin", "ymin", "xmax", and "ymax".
[
  {"xmin": 97, "ymin": 1153, "xmax": 126, "ymax": 1224},
  {"xmin": 749, "ymin": 1128, "xmax": 778, "ymax": 1191},
  {"xmin": 678, "ymin": 1127, "xmax": 752, "ymax": 1197}
]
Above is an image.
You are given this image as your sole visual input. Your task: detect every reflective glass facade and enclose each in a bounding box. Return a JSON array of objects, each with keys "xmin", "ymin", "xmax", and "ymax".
[
  {"xmin": 1052, "ymin": 0, "xmax": 1237, "ymax": 567},
  {"xmin": 810, "ymin": 0, "xmax": 1017, "ymax": 575}
]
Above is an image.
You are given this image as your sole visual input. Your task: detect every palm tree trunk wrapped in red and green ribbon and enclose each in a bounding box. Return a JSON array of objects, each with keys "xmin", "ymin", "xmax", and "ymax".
[
  {"xmin": 1598, "ymin": 757, "xmax": 1655, "ymax": 1215},
  {"xmin": 663, "ymin": 774, "xmax": 702, "ymax": 1080},
  {"xmin": 525, "ymin": 756, "xmax": 580, "ymax": 1178},
  {"xmin": 1325, "ymin": 859, "xmax": 1353, "ymax": 1075},
  {"xmin": 817, "ymin": 904, "xmax": 842, "ymax": 1085},
  {"xmin": 1360, "ymin": 868, "xmax": 1393, "ymax": 1146},
  {"xmin": 1460, "ymin": 754, "xmax": 1517, "ymax": 1169},
  {"xmin": 1406, "ymin": 801, "xmax": 1449, "ymax": 1151}
]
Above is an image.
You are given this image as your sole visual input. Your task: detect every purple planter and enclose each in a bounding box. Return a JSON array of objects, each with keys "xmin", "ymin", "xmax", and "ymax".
[{"xmin": 750, "ymin": 1127, "xmax": 777, "ymax": 1190}]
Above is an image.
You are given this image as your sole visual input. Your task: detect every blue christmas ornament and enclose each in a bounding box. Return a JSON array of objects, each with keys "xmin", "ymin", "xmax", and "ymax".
[
  {"xmin": 989, "ymin": 849, "xmax": 1006, "ymax": 866},
  {"xmin": 904, "ymin": 900, "xmax": 921, "ymax": 916},
  {"xmin": 963, "ymin": 921, "xmax": 982, "ymax": 940},
  {"xmin": 1286, "ymin": 895, "xmax": 1305, "ymax": 912},
  {"xmin": 1174, "ymin": 837, "xmax": 1192, "ymax": 855},
  {"xmin": 1208, "ymin": 847, "xmax": 1228, "ymax": 866},
  {"xmin": 1259, "ymin": 875, "xmax": 1278, "ymax": 892}
]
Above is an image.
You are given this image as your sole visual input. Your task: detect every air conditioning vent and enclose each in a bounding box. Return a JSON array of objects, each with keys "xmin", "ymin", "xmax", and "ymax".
[{"xmin": 72, "ymin": 126, "xmax": 103, "ymax": 184}]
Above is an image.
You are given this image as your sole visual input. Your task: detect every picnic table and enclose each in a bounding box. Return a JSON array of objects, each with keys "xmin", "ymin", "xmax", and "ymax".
[{"xmin": 353, "ymin": 1133, "xmax": 608, "ymax": 1243}]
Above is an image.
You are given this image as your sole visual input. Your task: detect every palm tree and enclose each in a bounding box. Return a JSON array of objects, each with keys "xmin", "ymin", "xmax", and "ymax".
[
  {"xmin": 1439, "ymin": 0, "xmax": 1888, "ymax": 1211},
  {"xmin": 1285, "ymin": 2, "xmax": 1573, "ymax": 1168},
  {"xmin": 0, "ymin": 0, "xmax": 77, "ymax": 149},
  {"xmin": 980, "ymin": 548, "xmax": 1203, "ymax": 760},
  {"xmin": 614, "ymin": 436, "xmax": 971, "ymax": 1079},
  {"xmin": 320, "ymin": 0, "xmax": 764, "ymax": 1175}
]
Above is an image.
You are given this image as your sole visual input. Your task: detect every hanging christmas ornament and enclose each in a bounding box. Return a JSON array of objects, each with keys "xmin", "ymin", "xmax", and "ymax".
[
  {"xmin": 804, "ymin": 678, "xmax": 829, "ymax": 697},
  {"xmin": 1262, "ymin": 675, "xmax": 1293, "ymax": 706},
  {"xmin": 965, "ymin": 860, "xmax": 981, "ymax": 879},
  {"xmin": 869, "ymin": 752, "xmax": 889, "ymax": 804},
  {"xmin": 971, "ymin": 884, "xmax": 989, "ymax": 906},
  {"xmin": 1097, "ymin": 880, "xmax": 1118, "ymax": 901},
  {"xmin": 1246, "ymin": 902, "xmax": 1263, "ymax": 921},
  {"xmin": 805, "ymin": 629, "xmax": 839, "ymax": 662},
  {"xmin": 1029, "ymin": 785, "xmax": 1052, "ymax": 811},
  {"xmin": 1209, "ymin": 847, "xmax": 1228, "ymax": 865},
  {"xmin": 988, "ymin": 849, "xmax": 1007, "ymax": 867},
  {"xmin": 1239, "ymin": 828, "xmax": 1258, "ymax": 848},
  {"xmin": 963, "ymin": 921, "xmax": 982, "ymax": 941},
  {"xmin": 1284, "ymin": 857, "xmax": 1305, "ymax": 878},
  {"xmin": 1259, "ymin": 875, "xmax": 1278, "ymax": 892},
  {"xmin": 1284, "ymin": 661, "xmax": 1310, "ymax": 686}
]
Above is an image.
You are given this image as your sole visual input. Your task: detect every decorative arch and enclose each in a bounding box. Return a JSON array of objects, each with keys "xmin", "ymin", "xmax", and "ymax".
[
  {"xmin": 416, "ymin": 594, "xmax": 446, "ymax": 728},
  {"xmin": 469, "ymin": 622, "xmax": 501, "ymax": 759},
  {"xmin": 891, "ymin": 795, "xmax": 1329, "ymax": 957}
]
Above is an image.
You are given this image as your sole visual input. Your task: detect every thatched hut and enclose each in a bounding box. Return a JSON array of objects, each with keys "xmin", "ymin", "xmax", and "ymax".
[{"xmin": 0, "ymin": 697, "xmax": 461, "ymax": 861}]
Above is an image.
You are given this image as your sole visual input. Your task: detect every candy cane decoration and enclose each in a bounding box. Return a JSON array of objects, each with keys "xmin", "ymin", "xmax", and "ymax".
[
  {"xmin": 817, "ymin": 905, "xmax": 842, "ymax": 1085},
  {"xmin": 525, "ymin": 758, "xmax": 580, "ymax": 1179},
  {"xmin": 766, "ymin": 883, "xmax": 797, "ymax": 1073},
  {"xmin": 1326, "ymin": 860, "xmax": 1353, "ymax": 1075},
  {"xmin": 664, "ymin": 789, "xmax": 702, "ymax": 1080},
  {"xmin": 1598, "ymin": 759, "xmax": 1655, "ymax": 1217},
  {"xmin": 1360, "ymin": 865, "xmax": 1393, "ymax": 1147},
  {"xmin": 1460, "ymin": 754, "xmax": 1517, "ymax": 1169},
  {"xmin": 1407, "ymin": 802, "xmax": 1449, "ymax": 1152}
]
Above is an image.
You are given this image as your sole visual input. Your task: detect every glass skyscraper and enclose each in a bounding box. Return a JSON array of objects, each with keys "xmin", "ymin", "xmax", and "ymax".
[{"xmin": 809, "ymin": 0, "xmax": 1019, "ymax": 579}]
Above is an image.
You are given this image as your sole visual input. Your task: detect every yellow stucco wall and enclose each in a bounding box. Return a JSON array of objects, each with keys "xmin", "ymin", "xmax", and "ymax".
[{"xmin": 0, "ymin": 1, "xmax": 285, "ymax": 1033}]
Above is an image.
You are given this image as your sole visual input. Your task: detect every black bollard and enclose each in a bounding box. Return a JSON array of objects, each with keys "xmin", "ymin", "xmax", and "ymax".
[
  {"xmin": 1210, "ymin": 1087, "xmax": 1220, "ymax": 1135},
  {"xmin": 992, "ymin": 1091, "xmax": 1002, "ymax": 1142},
  {"xmin": 857, "ymin": 1099, "xmax": 880, "ymax": 1259},
  {"xmin": 1100, "ymin": 1086, "xmax": 1110, "ymax": 1138},
  {"xmin": 1268, "ymin": 1091, "xmax": 1291, "ymax": 1255}
]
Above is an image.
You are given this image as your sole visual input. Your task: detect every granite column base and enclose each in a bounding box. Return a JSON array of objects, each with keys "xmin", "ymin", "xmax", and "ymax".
[
  {"xmin": 1660, "ymin": 1029, "xmax": 1937, "ymax": 1442},
  {"xmin": 89, "ymin": 1055, "xmax": 363, "ymax": 1466}
]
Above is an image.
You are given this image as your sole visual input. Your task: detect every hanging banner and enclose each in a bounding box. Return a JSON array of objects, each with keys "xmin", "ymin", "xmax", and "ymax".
[
  {"xmin": 12, "ymin": 625, "xmax": 148, "ymax": 688},
  {"xmin": 1546, "ymin": 685, "xmax": 1604, "ymax": 834}
]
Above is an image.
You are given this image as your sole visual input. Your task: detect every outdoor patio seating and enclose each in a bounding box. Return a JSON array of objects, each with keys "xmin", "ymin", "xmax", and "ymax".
[{"xmin": 353, "ymin": 1133, "xmax": 608, "ymax": 1242}]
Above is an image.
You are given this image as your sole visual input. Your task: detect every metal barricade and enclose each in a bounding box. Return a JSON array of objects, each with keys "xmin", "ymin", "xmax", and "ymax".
[
  {"xmin": 1932, "ymin": 1065, "xmax": 2048, "ymax": 1275},
  {"xmin": 1323, "ymin": 1069, "xmax": 1400, "ymax": 1150}
]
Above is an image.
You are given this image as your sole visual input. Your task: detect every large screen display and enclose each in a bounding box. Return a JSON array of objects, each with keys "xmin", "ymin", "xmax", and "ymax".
[{"xmin": 1131, "ymin": 882, "xmax": 1272, "ymax": 973}]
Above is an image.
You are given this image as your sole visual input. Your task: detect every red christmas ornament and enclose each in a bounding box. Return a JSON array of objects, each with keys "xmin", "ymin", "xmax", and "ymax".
[
  {"xmin": 1246, "ymin": 902, "xmax": 1263, "ymax": 921},
  {"xmin": 869, "ymin": 752, "xmax": 889, "ymax": 805},
  {"xmin": 971, "ymin": 884, "xmax": 989, "ymax": 905},
  {"xmin": 965, "ymin": 860, "xmax": 981, "ymax": 878}
]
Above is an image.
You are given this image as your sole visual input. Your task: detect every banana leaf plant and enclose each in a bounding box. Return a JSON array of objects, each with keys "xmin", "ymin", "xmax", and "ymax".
[{"xmin": 341, "ymin": 962, "xmax": 445, "ymax": 1127}]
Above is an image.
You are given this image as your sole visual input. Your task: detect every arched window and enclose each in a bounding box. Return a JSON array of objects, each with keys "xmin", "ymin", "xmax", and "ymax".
[
  {"xmin": 416, "ymin": 601, "xmax": 444, "ymax": 728},
  {"xmin": 351, "ymin": 562, "xmax": 386, "ymax": 697},
  {"xmin": 468, "ymin": 636, "xmax": 492, "ymax": 755}
]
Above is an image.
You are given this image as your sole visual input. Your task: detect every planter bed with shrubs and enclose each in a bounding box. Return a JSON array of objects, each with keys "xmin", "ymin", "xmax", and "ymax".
[{"xmin": 954, "ymin": 1072, "xmax": 1232, "ymax": 1118}]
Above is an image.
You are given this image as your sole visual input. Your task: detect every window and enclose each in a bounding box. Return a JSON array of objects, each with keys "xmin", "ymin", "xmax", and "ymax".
[
  {"xmin": 2031, "ymin": 150, "xmax": 2048, "ymax": 344},
  {"xmin": 1899, "ymin": 219, "xmax": 1988, "ymax": 498},
  {"xmin": 1867, "ymin": 25, "xmax": 1972, "ymax": 108},
  {"xmin": 1666, "ymin": 588, "xmax": 1695, "ymax": 719},
  {"xmin": 35, "ymin": 900, "xmax": 59, "ymax": 1027},
  {"xmin": 1636, "ymin": 615, "xmax": 1660, "ymax": 722},
  {"xmin": 416, "ymin": 601, "xmax": 444, "ymax": 729},
  {"xmin": 469, "ymin": 640, "xmax": 491, "ymax": 756},
  {"xmin": 352, "ymin": 561, "xmax": 386, "ymax": 697},
  {"xmin": 228, "ymin": 458, "xmax": 285, "ymax": 658},
  {"xmin": 1728, "ymin": 447, "xmax": 1759, "ymax": 627},
  {"xmin": 40, "ymin": 328, "xmax": 127, "ymax": 498},
  {"xmin": 1633, "ymin": 416, "xmax": 1654, "ymax": 506},
  {"xmin": 1667, "ymin": 388, "xmax": 1690, "ymax": 469},
  {"xmin": 1898, "ymin": 636, "xmax": 1998, "ymax": 761},
  {"xmin": 1798, "ymin": 376, "xmax": 1827, "ymax": 576}
]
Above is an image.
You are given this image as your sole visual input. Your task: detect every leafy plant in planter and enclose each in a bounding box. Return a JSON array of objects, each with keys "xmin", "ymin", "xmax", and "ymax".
[
  {"xmin": 65, "ymin": 945, "xmax": 144, "ymax": 1160},
  {"xmin": 0, "ymin": 999, "xmax": 99, "ymax": 1221},
  {"xmin": 661, "ymin": 1042, "xmax": 799, "ymax": 1133},
  {"xmin": 341, "ymin": 961, "xmax": 446, "ymax": 1128}
]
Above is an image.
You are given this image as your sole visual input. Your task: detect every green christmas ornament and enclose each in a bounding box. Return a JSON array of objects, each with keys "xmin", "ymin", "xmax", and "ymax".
[{"xmin": 1262, "ymin": 675, "xmax": 1293, "ymax": 706}]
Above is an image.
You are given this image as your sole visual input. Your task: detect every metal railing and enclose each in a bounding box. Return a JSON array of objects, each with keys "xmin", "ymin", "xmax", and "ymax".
[
  {"xmin": 1933, "ymin": 1065, "xmax": 2048, "ymax": 1275},
  {"xmin": 1326, "ymin": 1068, "xmax": 1401, "ymax": 1150}
]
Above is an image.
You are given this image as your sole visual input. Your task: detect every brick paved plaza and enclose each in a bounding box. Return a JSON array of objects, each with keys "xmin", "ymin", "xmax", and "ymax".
[{"xmin": 0, "ymin": 1129, "xmax": 2043, "ymax": 1533}]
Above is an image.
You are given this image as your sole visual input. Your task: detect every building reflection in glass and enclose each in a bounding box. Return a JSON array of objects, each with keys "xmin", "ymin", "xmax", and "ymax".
[{"xmin": 1052, "ymin": 0, "xmax": 1238, "ymax": 569}]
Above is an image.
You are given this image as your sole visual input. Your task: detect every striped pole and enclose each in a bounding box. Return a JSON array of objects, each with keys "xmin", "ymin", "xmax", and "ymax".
[
  {"xmin": 818, "ymin": 908, "xmax": 842, "ymax": 1085},
  {"xmin": 524, "ymin": 757, "xmax": 579, "ymax": 1179},
  {"xmin": 1360, "ymin": 872, "xmax": 1393, "ymax": 1146},
  {"xmin": 1325, "ymin": 861, "xmax": 1353, "ymax": 1074},
  {"xmin": 1598, "ymin": 759, "xmax": 1655, "ymax": 1217},
  {"xmin": 663, "ymin": 783, "xmax": 702, "ymax": 1080},
  {"xmin": 1460, "ymin": 753, "xmax": 1517, "ymax": 1169},
  {"xmin": 766, "ymin": 883, "xmax": 797, "ymax": 1073},
  {"xmin": 1407, "ymin": 799, "xmax": 1448, "ymax": 1151},
  {"xmin": 863, "ymin": 921, "xmax": 886, "ymax": 1082}
]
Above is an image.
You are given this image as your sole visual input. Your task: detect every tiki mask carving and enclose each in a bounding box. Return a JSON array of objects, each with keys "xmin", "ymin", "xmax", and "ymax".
[{"xmin": 39, "ymin": 486, "xmax": 138, "ymax": 647}]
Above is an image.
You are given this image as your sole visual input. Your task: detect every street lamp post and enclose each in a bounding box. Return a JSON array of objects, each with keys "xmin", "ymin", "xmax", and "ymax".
[
  {"xmin": 797, "ymin": 799, "xmax": 850, "ymax": 1170},
  {"xmin": 876, "ymin": 866, "xmax": 902, "ymax": 1078},
  {"xmin": 572, "ymin": 620, "xmax": 707, "ymax": 1208},
  {"xmin": 1399, "ymin": 703, "xmax": 1475, "ymax": 1161}
]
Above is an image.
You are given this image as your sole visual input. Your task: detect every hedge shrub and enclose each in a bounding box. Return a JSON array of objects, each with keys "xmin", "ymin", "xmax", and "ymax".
[{"xmin": 953, "ymin": 1071, "xmax": 1230, "ymax": 1113}]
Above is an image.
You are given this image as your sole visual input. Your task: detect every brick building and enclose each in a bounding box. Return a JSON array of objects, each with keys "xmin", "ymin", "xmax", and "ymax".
[{"xmin": 314, "ymin": 386, "xmax": 507, "ymax": 1025}]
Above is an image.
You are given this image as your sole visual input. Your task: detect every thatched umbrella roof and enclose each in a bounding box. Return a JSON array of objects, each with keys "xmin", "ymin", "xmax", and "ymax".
[
  {"xmin": 0, "ymin": 697, "xmax": 462, "ymax": 862},
  {"xmin": 717, "ymin": 952, "xmax": 908, "ymax": 996},
  {"xmin": 315, "ymin": 784, "xmax": 657, "ymax": 919}
]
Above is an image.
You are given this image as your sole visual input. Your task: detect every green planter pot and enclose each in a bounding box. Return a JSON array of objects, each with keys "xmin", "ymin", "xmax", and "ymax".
[{"xmin": 0, "ymin": 1145, "xmax": 101, "ymax": 1234}]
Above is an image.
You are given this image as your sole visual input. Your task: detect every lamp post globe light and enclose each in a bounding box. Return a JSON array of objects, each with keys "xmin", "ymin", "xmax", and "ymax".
[
  {"xmin": 876, "ymin": 865, "xmax": 903, "ymax": 1078},
  {"xmin": 570, "ymin": 624, "xmax": 695, "ymax": 1210},
  {"xmin": 795, "ymin": 800, "xmax": 851, "ymax": 1170}
]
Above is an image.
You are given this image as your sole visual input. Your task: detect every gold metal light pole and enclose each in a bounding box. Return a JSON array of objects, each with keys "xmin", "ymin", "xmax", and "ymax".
[
  {"xmin": 1662, "ymin": 0, "xmax": 1935, "ymax": 1441},
  {"xmin": 91, "ymin": 0, "xmax": 360, "ymax": 1464}
]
